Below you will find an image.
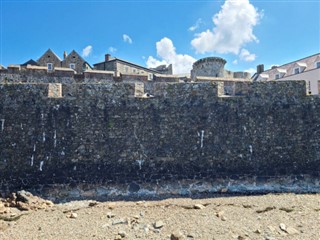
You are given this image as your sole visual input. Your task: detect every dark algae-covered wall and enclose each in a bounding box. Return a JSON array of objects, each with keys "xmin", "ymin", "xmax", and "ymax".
[{"xmin": 0, "ymin": 81, "xmax": 320, "ymax": 196}]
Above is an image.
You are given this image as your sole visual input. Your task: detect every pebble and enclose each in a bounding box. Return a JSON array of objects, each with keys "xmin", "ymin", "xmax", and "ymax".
[
  {"xmin": 69, "ymin": 212, "xmax": 78, "ymax": 219},
  {"xmin": 112, "ymin": 219, "xmax": 127, "ymax": 225},
  {"xmin": 216, "ymin": 211, "xmax": 224, "ymax": 218},
  {"xmin": 171, "ymin": 231, "xmax": 184, "ymax": 240},
  {"xmin": 118, "ymin": 231, "xmax": 126, "ymax": 237},
  {"xmin": 265, "ymin": 236, "xmax": 276, "ymax": 240},
  {"xmin": 107, "ymin": 212, "xmax": 115, "ymax": 218},
  {"xmin": 285, "ymin": 227, "xmax": 299, "ymax": 235},
  {"xmin": 254, "ymin": 229, "xmax": 261, "ymax": 234},
  {"xmin": 279, "ymin": 223, "xmax": 286, "ymax": 231},
  {"xmin": 194, "ymin": 204, "xmax": 205, "ymax": 210},
  {"xmin": 114, "ymin": 234, "xmax": 122, "ymax": 240},
  {"xmin": 154, "ymin": 220, "xmax": 164, "ymax": 229}
]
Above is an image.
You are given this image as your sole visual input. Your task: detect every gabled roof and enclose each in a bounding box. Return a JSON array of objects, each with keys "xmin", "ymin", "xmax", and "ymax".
[
  {"xmin": 276, "ymin": 68, "xmax": 287, "ymax": 73},
  {"xmin": 64, "ymin": 50, "xmax": 92, "ymax": 69},
  {"xmin": 37, "ymin": 49, "xmax": 62, "ymax": 62},
  {"xmin": 94, "ymin": 57, "xmax": 161, "ymax": 74},
  {"xmin": 259, "ymin": 74, "xmax": 269, "ymax": 78},
  {"xmin": 21, "ymin": 59, "xmax": 39, "ymax": 66},
  {"xmin": 295, "ymin": 62, "xmax": 307, "ymax": 68},
  {"xmin": 256, "ymin": 53, "xmax": 320, "ymax": 81}
]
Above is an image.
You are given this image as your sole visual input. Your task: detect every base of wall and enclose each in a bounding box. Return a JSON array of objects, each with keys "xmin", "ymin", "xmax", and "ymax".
[{"xmin": 2, "ymin": 175, "xmax": 319, "ymax": 202}]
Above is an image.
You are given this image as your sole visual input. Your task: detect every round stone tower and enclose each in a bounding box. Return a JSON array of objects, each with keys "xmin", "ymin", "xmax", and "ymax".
[{"xmin": 191, "ymin": 57, "xmax": 227, "ymax": 80}]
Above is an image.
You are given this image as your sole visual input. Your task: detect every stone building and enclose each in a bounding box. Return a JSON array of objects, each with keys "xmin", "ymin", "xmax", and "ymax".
[
  {"xmin": 252, "ymin": 53, "xmax": 320, "ymax": 95},
  {"xmin": 149, "ymin": 64, "xmax": 173, "ymax": 75},
  {"xmin": 94, "ymin": 54, "xmax": 172, "ymax": 79},
  {"xmin": 61, "ymin": 50, "xmax": 92, "ymax": 73},
  {"xmin": 36, "ymin": 49, "xmax": 92, "ymax": 73},
  {"xmin": 191, "ymin": 57, "xmax": 251, "ymax": 81},
  {"xmin": 37, "ymin": 49, "xmax": 62, "ymax": 71}
]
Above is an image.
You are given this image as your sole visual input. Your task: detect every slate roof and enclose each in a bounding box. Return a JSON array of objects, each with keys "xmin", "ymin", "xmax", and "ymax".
[
  {"xmin": 94, "ymin": 57, "xmax": 161, "ymax": 74},
  {"xmin": 256, "ymin": 53, "xmax": 320, "ymax": 81}
]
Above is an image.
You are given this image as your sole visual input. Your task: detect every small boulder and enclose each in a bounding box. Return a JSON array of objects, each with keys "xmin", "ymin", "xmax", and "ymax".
[
  {"xmin": 154, "ymin": 220, "xmax": 164, "ymax": 229},
  {"xmin": 279, "ymin": 223, "xmax": 286, "ymax": 231},
  {"xmin": 193, "ymin": 204, "xmax": 205, "ymax": 210},
  {"xmin": 69, "ymin": 212, "xmax": 78, "ymax": 219},
  {"xmin": 118, "ymin": 231, "xmax": 126, "ymax": 238},
  {"xmin": 171, "ymin": 231, "xmax": 184, "ymax": 240}
]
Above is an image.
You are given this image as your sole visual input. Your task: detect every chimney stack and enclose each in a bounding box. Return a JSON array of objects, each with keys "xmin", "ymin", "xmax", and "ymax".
[
  {"xmin": 256, "ymin": 64, "xmax": 264, "ymax": 74},
  {"xmin": 105, "ymin": 54, "xmax": 111, "ymax": 62},
  {"xmin": 63, "ymin": 51, "xmax": 67, "ymax": 60}
]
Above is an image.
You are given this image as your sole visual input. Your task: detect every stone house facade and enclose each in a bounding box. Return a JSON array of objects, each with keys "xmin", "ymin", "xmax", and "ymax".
[
  {"xmin": 94, "ymin": 54, "xmax": 172, "ymax": 79},
  {"xmin": 36, "ymin": 49, "xmax": 92, "ymax": 73},
  {"xmin": 37, "ymin": 49, "xmax": 62, "ymax": 71},
  {"xmin": 61, "ymin": 50, "xmax": 91, "ymax": 73}
]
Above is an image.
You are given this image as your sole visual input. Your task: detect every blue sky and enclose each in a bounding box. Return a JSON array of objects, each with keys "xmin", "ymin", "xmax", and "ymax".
[{"xmin": 0, "ymin": 0, "xmax": 319, "ymax": 74}]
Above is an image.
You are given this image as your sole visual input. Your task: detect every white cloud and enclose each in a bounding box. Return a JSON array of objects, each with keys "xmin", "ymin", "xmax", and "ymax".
[
  {"xmin": 191, "ymin": 0, "xmax": 262, "ymax": 54},
  {"xmin": 108, "ymin": 47, "xmax": 117, "ymax": 53},
  {"xmin": 82, "ymin": 45, "xmax": 92, "ymax": 57},
  {"xmin": 239, "ymin": 48, "xmax": 256, "ymax": 61},
  {"xmin": 244, "ymin": 68, "xmax": 256, "ymax": 75},
  {"xmin": 232, "ymin": 59, "xmax": 238, "ymax": 65},
  {"xmin": 123, "ymin": 34, "xmax": 133, "ymax": 44},
  {"xmin": 146, "ymin": 37, "xmax": 196, "ymax": 75},
  {"xmin": 188, "ymin": 18, "xmax": 203, "ymax": 32}
]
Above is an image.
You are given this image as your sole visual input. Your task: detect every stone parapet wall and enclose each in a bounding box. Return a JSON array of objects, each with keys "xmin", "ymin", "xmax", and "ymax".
[
  {"xmin": 0, "ymin": 68, "xmax": 184, "ymax": 84},
  {"xmin": 0, "ymin": 80, "xmax": 319, "ymax": 194}
]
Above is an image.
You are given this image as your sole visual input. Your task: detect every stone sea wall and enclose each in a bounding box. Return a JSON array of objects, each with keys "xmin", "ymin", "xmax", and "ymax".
[{"xmin": 0, "ymin": 80, "xmax": 320, "ymax": 197}]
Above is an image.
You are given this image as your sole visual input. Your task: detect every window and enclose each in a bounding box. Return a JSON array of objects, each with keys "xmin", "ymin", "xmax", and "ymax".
[
  {"xmin": 275, "ymin": 74, "xmax": 280, "ymax": 80},
  {"xmin": 70, "ymin": 63, "xmax": 75, "ymax": 69},
  {"xmin": 294, "ymin": 67, "xmax": 300, "ymax": 74},
  {"xmin": 133, "ymin": 69, "xmax": 136, "ymax": 73},
  {"xmin": 316, "ymin": 62, "xmax": 320, "ymax": 69},
  {"xmin": 47, "ymin": 63, "xmax": 53, "ymax": 71},
  {"xmin": 125, "ymin": 67, "xmax": 129, "ymax": 73}
]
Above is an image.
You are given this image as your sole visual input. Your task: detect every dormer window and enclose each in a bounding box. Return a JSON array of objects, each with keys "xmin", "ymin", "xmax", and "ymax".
[
  {"xmin": 316, "ymin": 62, "xmax": 320, "ymax": 68},
  {"xmin": 70, "ymin": 63, "xmax": 75, "ymax": 69},
  {"xmin": 275, "ymin": 68, "xmax": 286, "ymax": 79},
  {"xmin": 47, "ymin": 63, "xmax": 53, "ymax": 71},
  {"xmin": 258, "ymin": 73, "xmax": 269, "ymax": 81},
  {"xmin": 293, "ymin": 62, "xmax": 307, "ymax": 74}
]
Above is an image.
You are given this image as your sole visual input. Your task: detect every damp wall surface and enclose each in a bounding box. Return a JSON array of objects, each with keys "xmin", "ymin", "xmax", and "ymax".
[{"xmin": 0, "ymin": 81, "xmax": 320, "ymax": 193}]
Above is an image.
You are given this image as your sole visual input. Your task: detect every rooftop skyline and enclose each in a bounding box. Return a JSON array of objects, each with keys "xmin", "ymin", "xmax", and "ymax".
[{"xmin": 0, "ymin": 0, "xmax": 319, "ymax": 74}]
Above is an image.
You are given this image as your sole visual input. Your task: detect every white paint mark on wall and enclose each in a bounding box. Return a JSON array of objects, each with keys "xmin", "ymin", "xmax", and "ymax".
[
  {"xmin": 43, "ymin": 132, "xmax": 46, "ymax": 142},
  {"xmin": 20, "ymin": 123, "xmax": 23, "ymax": 130},
  {"xmin": 73, "ymin": 166, "xmax": 77, "ymax": 171},
  {"xmin": 31, "ymin": 155, "xmax": 34, "ymax": 166},
  {"xmin": 136, "ymin": 159, "xmax": 145, "ymax": 170},
  {"xmin": 33, "ymin": 144, "xmax": 36, "ymax": 152},
  {"xmin": 200, "ymin": 130, "xmax": 205, "ymax": 148},
  {"xmin": 243, "ymin": 126, "xmax": 246, "ymax": 131},
  {"xmin": 1, "ymin": 119, "xmax": 4, "ymax": 131},
  {"xmin": 41, "ymin": 113, "xmax": 44, "ymax": 120},
  {"xmin": 54, "ymin": 130, "xmax": 57, "ymax": 148},
  {"xmin": 39, "ymin": 161, "xmax": 44, "ymax": 171},
  {"xmin": 249, "ymin": 145, "xmax": 253, "ymax": 154}
]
